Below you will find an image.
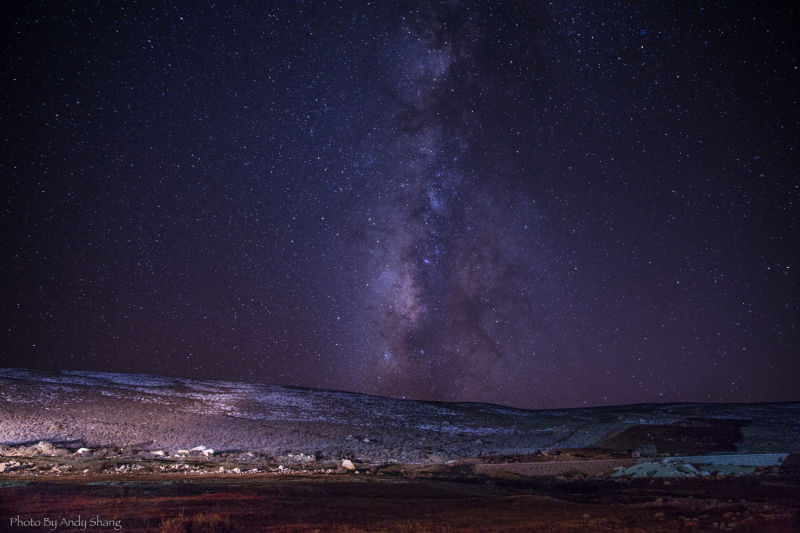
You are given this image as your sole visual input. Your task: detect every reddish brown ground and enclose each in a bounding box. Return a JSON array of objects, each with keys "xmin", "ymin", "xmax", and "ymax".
[
  {"xmin": 2, "ymin": 470, "xmax": 799, "ymax": 532},
  {"xmin": 597, "ymin": 418, "xmax": 749, "ymax": 455}
]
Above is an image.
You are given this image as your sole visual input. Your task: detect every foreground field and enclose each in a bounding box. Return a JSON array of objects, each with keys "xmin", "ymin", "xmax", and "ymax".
[{"xmin": 2, "ymin": 470, "xmax": 799, "ymax": 532}]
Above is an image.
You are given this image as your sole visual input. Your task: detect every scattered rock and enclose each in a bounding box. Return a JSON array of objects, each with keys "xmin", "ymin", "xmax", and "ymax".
[
  {"xmin": 681, "ymin": 463, "xmax": 699, "ymax": 474},
  {"xmin": 614, "ymin": 460, "xmax": 724, "ymax": 478},
  {"xmin": 33, "ymin": 441, "xmax": 57, "ymax": 456},
  {"xmin": 286, "ymin": 453, "xmax": 314, "ymax": 464},
  {"xmin": 182, "ymin": 445, "xmax": 214, "ymax": 458}
]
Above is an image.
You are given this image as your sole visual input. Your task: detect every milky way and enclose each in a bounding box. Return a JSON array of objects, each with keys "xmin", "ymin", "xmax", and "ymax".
[
  {"xmin": 2, "ymin": 2, "xmax": 798, "ymax": 408},
  {"xmin": 344, "ymin": 7, "xmax": 563, "ymax": 403}
]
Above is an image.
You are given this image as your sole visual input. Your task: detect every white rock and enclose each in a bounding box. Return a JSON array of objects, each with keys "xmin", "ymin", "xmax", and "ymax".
[
  {"xmin": 33, "ymin": 441, "xmax": 57, "ymax": 455},
  {"xmin": 189, "ymin": 445, "xmax": 207, "ymax": 452},
  {"xmin": 232, "ymin": 467, "xmax": 241, "ymax": 474},
  {"xmin": 341, "ymin": 459, "xmax": 355, "ymax": 470},
  {"xmin": 175, "ymin": 449, "xmax": 189, "ymax": 455},
  {"xmin": 76, "ymin": 448, "xmax": 91, "ymax": 455},
  {"xmin": 151, "ymin": 450, "xmax": 165, "ymax": 457}
]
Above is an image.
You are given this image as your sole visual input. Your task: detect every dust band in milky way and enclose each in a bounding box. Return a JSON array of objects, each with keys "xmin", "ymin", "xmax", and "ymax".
[{"xmin": 354, "ymin": 7, "xmax": 559, "ymax": 401}]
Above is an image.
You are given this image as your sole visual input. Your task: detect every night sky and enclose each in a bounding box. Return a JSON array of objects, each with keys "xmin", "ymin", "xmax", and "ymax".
[{"xmin": 2, "ymin": 2, "xmax": 798, "ymax": 409}]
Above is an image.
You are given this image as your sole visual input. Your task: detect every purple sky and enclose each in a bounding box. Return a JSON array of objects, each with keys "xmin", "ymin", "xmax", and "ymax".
[{"xmin": 2, "ymin": 2, "xmax": 798, "ymax": 408}]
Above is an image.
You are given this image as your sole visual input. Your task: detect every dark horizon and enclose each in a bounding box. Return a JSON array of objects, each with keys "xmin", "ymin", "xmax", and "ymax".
[
  {"xmin": 2, "ymin": 366, "xmax": 798, "ymax": 412},
  {"xmin": 2, "ymin": 2, "xmax": 798, "ymax": 409}
]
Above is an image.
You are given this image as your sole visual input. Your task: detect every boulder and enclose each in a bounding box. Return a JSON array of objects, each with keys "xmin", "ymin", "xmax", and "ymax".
[
  {"xmin": 34, "ymin": 441, "xmax": 57, "ymax": 456},
  {"xmin": 633, "ymin": 444, "xmax": 658, "ymax": 458},
  {"xmin": 426, "ymin": 454, "xmax": 446, "ymax": 464}
]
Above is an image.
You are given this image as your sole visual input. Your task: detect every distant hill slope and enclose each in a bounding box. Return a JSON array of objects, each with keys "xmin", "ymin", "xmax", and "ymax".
[{"xmin": 1, "ymin": 368, "xmax": 798, "ymax": 463}]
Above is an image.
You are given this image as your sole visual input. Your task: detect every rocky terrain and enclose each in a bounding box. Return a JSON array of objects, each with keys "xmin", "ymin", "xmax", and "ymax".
[
  {"xmin": 2, "ymin": 368, "xmax": 799, "ymax": 466},
  {"xmin": 2, "ymin": 368, "xmax": 800, "ymax": 531}
]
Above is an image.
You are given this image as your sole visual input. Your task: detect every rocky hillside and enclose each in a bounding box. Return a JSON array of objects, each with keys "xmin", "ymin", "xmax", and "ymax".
[{"xmin": 1, "ymin": 368, "xmax": 798, "ymax": 463}]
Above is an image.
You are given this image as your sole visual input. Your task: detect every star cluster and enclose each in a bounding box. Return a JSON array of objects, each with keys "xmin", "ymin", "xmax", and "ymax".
[{"xmin": 2, "ymin": 2, "xmax": 798, "ymax": 408}]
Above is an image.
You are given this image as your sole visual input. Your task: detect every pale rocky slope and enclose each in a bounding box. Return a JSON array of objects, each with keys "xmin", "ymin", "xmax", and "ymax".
[{"xmin": 1, "ymin": 368, "xmax": 798, "ymax": 463}]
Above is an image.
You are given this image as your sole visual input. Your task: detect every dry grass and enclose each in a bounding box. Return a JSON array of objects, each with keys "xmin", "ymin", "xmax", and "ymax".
[
  {"xmin": 160, "ymin": 509, "xmax": 235, "ymax": 533},
  {"xmin": 2, "ymin": 473, "xmax": 799, "ymax": 532}
]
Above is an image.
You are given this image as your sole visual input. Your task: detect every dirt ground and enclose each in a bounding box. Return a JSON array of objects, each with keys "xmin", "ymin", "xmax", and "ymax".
[{"xmin": 2, "ymin": 468, "xmax": 799, "ymax": 532}]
